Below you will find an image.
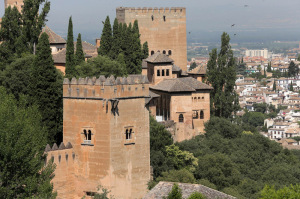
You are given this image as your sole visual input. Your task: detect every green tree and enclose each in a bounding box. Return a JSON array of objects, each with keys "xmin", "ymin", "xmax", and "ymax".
[
  {"xmin": 263, "ymin": 68, "xmax": 266, "ymax": 78},
  {"xmin": 156, "ymin": 169, "xmax": 196, "ymax": 184},
  {"xmin": 187, "ymin": 192, "xmax": 206, "ymax": 199},
  {"xmin": 109, "ymin": 18, "xmax": 121, "ymax": 60},
  {"xmin": 289, "ymin": 81, "xmax": 294, "ymax": 91},
  {"xmin": 142, "ymin": 41, "xmax": 149, "ymax": 59},
  {"xmin": 190, "ymin": 62, "xmax": 197, "ymax": 71},
  {"xmin": 253, "ymin": 103, "xmax": 268, "ymax": 113},
  {"xmin": 0, "ymin": 87, "xmax": 56, "ymax": 198},
  {"xmin": 273, "ymin": 81, "xmax": 276, "ymax": 91},
  {"xmin": 75, "ymin": 33, "xmax": 85, "ymax": 66},
  {"xmin": 206, "ymin": 32, "xmax": 239, "ymax": 118},
  {"xmin": 98, "ymin": 16, "xmax": 112, "ymax": 56},
  {"xmin": 30, "ymin": 32, "xmax": 63, "ymax": 143},
  {"xmin": 150, "ymin": 116, "xmax": 173, "ymax": 179},
  {"xmin": 1, "ymin": 54, "xmax": 35, "ymax": 100},
  {"xmin": 267, "ymin": 62, "xmax": 272, "ymax": 72},
  {"xmin": 242, "ymin": 112, "xmax": 265, "ymax": 127},
  {"xmin": 65, "ymin": 16, "xmax": 75, "ymax": 77},
  {"xmin": 0, "ymin": 6, "xmax": 22, "ymax": 56},
  {"xmin": 288, "ymin": 61, "xmax": 298, "ymax": 77},
  {"xmin": 167, "ymin": 184, "xmax": 182, "ymax": 199},
  {"xmin": 260, "ymin": 184, "xmax": 300, "ymax": 199}
]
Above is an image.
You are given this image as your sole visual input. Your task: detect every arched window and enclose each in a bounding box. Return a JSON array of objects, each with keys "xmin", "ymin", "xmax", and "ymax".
[
  {"xmin": 157, "ymin": 69, "xmax": 160, "ymax": 76},
  {"xmin": 200, "ymin": 111, "xmax": 204, "ymax": 119},
  {"xmin": 162, "ymin": 69, "xmax": 165, "ymax": 76},
  {"xmin": 168, "ymin": 50, "xmax": 172, "ymax": 55},
  {"xmin": 179, "ymin": 114, "xmax": 184, "ymax": 123},
  {"xmin": 163, "ymin": 50, "xmax": 166, "ymax": 54},
  {"xmin": 163, "ymin": 15, "xmax": 166, "ymax": 21},
  {"xmin": 151, "ymin": 50, "xmax": 155, "ymax": 55}
]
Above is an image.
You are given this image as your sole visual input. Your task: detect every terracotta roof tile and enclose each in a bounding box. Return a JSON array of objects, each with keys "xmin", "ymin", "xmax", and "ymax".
[
  {"xmin": 42, "ymin": 26, "xmax": 66, "ymax": 44},
  {"xmin": 150, "ymin": 77, "xmax": 212, "ymax": 93},
  {"xmin": 146, "ymin": 52, "xmax": 174, "ymax": 63}
]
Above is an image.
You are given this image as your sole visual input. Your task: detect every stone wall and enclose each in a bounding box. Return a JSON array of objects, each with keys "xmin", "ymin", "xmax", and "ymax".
[
  {"xmin": 116, "ymin": 7, "xmax": 187, "ymax": 71},
  {"xmin": 47, "ymin": 75, "xmax": 151, "ymax": 199},
  {"xmin": 4, "ymin": 0, "xmax": 24, "ymax": 12}
]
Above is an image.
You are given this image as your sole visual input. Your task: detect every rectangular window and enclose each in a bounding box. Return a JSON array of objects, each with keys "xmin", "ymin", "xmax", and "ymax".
[
  {"xmin": 166, "ymin": 69, "xmax": 170, "ymax": 76},
  {"xmin": 157, "ymin": 69, "xmax": 160, "ymax": 76},
  {"xmin": 193, "ymin": 110, "xmax": 198, "ymax": 119},
  {"xmin": 162, "ymin": 69, "xmax": 165, "ymax": 76},
  {"xmin": 124, "ymin": 127, "xmax": 135, "ymax": 145}
]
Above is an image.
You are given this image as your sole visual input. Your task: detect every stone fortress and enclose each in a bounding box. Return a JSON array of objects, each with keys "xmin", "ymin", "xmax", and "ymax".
[
  {"xmin": 46, "ymin": 75, "xmax": 151, "ymax": 198},
  {"xmin": 2, "ymin": 1, "xmax": 213, "ymax": 198},
  {"xmin": 116, "ymin": 7, "xmax": 187, "ymax": 71}
]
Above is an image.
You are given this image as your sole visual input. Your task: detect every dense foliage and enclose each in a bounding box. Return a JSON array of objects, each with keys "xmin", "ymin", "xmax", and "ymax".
[
  {"xmin": 0, "ymin": 87, "xmax": 56, "ymax": 198},
  {"xmin": 259, "ymin": 184, "xmax": 300, "ymax": 199},
  {"xmin": 288, "ymin": 61, "xmax": 299, "ymax": 78},
  {"xmin": 0, "ymin": 0, "xmax": 50, "ymax": 64},
  {"xmin": 206, "ymin": 32, "xmax": 239, "ymax": 118},
  {"xmin": 150, "ymin": 117, "xmax": 300, "ymax": 198},
  {"xmin": 97, "ymin": 16, "xmax": 147, "ymax": 75}
]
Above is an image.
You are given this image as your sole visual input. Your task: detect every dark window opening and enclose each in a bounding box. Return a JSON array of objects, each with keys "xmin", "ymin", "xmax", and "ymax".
[
  {"xmin": 168, "ymin": 50, "xmax": 172, "ymax": 55},
  {"xmin": 58, "ymin": 155, "xmax": 61, "ymax": 163},
  {"xmin": 84, "ymin": 130, "xmax": 87, "ymax": 140},
  {"xmin": 194, "ymin": 97, "xmax": 197, "ymax": 101},
  {"xmin": 162, "ymin": 69, "xmax": 165, "ymax": 76},
  {"xmin": 163, "ymin": 15, "xmax": 166, "ymax": 21},
  {"xmin": 163, "ymin": 50, "xmax": 166, "ymax": 54},
  {"xmin": 83, "ymin": 129, "xmax": 93, "ymax": 145},
  {"xmin": 151, "ymin": 15, "xmax": 154, "ymax": 21},
  {"xmin": 151, "ymin": 50, "xmax": 155, "ymax": 55},
  {"xmin": 198, "ymin": 97, "xmax": 200, "ymax": 100},
  {"xmin": 126, "ymin": 129, "xmax": 133, "ymax": 140},
  {"xmin": 66, "ymin": 154, "xmax": 68, "ymax": 162},
  {"xmin": 166, "ymin": 69, "xmax": 170, "ymax": 76},
  {"xmin": 86, "ymin": 192, "xmax": 96, "ymax": 196},
  {"xmin": 200, "ymin": 111, "xmax": 204, "ymax": 119},
  {"xmin": 179, "ymin": 114, "xmax": 184, "ymax": 123},
  {"xmin": 157, "ymin": 70, "xmax": 160, "ymax": 76},
  {"xmin": 202, "ymin": 97, "xmax": 204, "ymax": 99}
]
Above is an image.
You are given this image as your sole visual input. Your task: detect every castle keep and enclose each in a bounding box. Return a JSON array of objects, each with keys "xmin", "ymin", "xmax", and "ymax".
[
  {"xmin": 46, "ymin": 75, "xmax": 151, "ymax": 199},
  {"xmin": 116, "ymin": 7, "xmax": 187, "ymax": 71}
]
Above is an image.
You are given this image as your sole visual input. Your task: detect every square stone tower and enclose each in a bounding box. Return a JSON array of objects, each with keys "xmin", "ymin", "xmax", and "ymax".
[
  {"xmin": 116, "ymin": 7, "xmax": 187, "ymax": 71},
  {"xmin": 4, "ymin": 0, "xmax": 24, "ymax": 12},
  {"xmin": 47, "ymin": 75, "xmax": 151, "ymax": 199}
]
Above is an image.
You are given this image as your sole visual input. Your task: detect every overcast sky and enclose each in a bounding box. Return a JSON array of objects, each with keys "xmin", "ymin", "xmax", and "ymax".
[{"xmin": 1, "ymin": 0, "xmax": 300, "ymax": 42}]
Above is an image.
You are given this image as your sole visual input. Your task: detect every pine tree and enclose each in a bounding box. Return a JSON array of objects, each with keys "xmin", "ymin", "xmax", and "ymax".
[
  {"xmin": 0, "ymin": 87, "xmax": 56, "ymax": 198},
  {"xmin": 75, "ymin": 33, "xmax": 85, "ymax": 65},
  {"xmin": 206, "ymin": 32, "xmax": 239, "ymax": 118},
  {"xmin": 142, "ymin": 41, "xmax": 149, "ymax": 59},
  {"xmin": 31, "ymin": 32, "xmax": 63, "ymax": 143},
  {"xmin": 65, "ymin": 16, "xmax": 75, "ymax": 77},
  {"xmin": 109, "ymin": 18, "xmax": 121, "ymax": 59},
  {"xmin": 98, "ymin": 16, "xmax": 112, "ymax": 56}
]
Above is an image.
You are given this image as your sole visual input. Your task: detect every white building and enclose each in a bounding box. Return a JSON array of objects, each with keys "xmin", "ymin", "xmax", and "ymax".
[{"xmin": 245, "ymin": 49, "xmax": 268, "ymax": 59}]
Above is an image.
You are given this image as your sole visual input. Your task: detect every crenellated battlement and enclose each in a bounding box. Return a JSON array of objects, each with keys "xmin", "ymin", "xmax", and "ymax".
[
  {"xmin": 116, "ymin": 7, "xmax": 186, "ymax": 15},
  {"xmin": 45, "ymin": 142, "xmax": 75, "ymax": 166},
  {"xmin": 63, "ymin": 75, "xmax": 150, "ymax": 100}
]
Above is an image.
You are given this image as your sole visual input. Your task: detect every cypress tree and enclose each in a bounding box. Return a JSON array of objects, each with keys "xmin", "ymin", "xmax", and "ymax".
[
  {"xmin": 131, "ymin": 20, "xmax": 143, "ymax": 73},
  {"xmin": 273, "ymin": 80, "xmax": 276, "ymax": 91},
  {"xmin": 264, "ymin": 68, "xmax": 266, "ymax": 78},
  {"xmin": 206, "ymin": 32, "xmax": 239, "ymax": 118},
  {"xmin": 267, "ymin": 62, "xmax": 272, "ymax": 72},
  {"xmin": 31, "ymin": 32, "xmax": 63, "ymax": 143},
  {"xmin": 65, "ymin": 16, "xmax": 75, "ymax": 77},
  {"xmin": 290, "ymin": 81, "xmax": 294, "ymax": 91},
  {"xmin": 0, "ymin": 6, "xmax": 22, "ymax": 54},
  {"xmin": 75, "ymin": 33, "xmax": 85, "ymax": 65},
  {"xmin": 98, "ymin": 16, "xmax": 112, "ymax": 56},
  {"xmin": 109, "ymin": 18, "xmax": 121, "ymax": 59},
  {"xmin": 142, "ymin": 41, "xmax": 149, "ymax": 59}
]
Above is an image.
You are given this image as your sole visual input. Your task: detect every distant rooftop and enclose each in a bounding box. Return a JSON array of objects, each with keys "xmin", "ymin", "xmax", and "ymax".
[
  {"xmin": 42, "ymin": 26, "xmax": 66, "ymax": 44},
  {"xmin": 146, "ymin": 52, "xmax": 174, "ymax": 64}
]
